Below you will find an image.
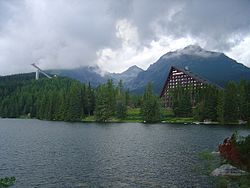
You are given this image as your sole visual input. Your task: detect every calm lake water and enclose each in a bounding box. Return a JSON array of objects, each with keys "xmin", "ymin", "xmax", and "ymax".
[{"xmin": 0, "ymin": 119, "xmax": 249, "ymax": 188}]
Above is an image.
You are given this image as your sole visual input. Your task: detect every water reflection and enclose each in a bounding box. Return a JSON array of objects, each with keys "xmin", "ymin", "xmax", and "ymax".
[{"xmin": 0, "ymin": 119, "xmax": 249, "ymax": 187}]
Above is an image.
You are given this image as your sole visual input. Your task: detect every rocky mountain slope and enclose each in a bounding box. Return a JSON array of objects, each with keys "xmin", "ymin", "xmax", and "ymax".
[{"xmin": 128, "ymin": 45, "xmax": 250, "ymax": 94}]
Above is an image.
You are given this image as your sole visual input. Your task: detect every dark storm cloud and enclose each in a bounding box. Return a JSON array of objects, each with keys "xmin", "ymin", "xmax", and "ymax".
[
  {"xmin": 0, "ymin": 0, "xmax": 119, "ymax": 74},
  {"xmin": 0, "ymin": 0, "xmax": 249, "ymax": 75},
  {"xmin": 165, "ymin": 0, "xmax": 250, "ymax": 50},
  {"xmin": 110, "ymin": 0, "xmax": 250, "ymax": 50}
]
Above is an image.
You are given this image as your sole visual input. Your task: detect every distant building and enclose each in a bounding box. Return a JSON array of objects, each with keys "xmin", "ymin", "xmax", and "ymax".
[{"xmin": 160, "ymin": 66, "xmax": 213, "ymax": 108}]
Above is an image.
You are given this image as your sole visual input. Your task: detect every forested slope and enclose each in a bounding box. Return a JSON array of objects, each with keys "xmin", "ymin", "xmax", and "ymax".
[{"xmin": 0, "ymin": 76, "xmax": 95, "ymax": 121}]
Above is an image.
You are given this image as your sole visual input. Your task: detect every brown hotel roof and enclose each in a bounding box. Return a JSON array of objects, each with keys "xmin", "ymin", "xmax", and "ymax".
[{"xmin": 160, "ymin": 66, "xmax": 222, "ymax": 97}]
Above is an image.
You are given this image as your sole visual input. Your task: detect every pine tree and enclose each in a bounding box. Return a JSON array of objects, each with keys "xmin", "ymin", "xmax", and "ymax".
[
  {"xmin": 115, "ymin": 80, "xmax": 127, "ymax": 119},
  {"xmin": 94, "ymin": 85, "xmax": 111, "ymax": 122},
  {"xmin": 238, "ymin": 80, "xmax": 248, "ymax": 120},
  {"xmin": 203, "ymin": 86, "xmax": 218, "ymax": 121},
  {"xmin": 193, "ymin": 101, "xmax": 204, "ymax": 121},
  {"xmin": 56, "ymin": 91, "xmax": 66, "ymax": 120},
  {"xmin": 217, "ymin": 90, "xmax": 225, "ymax": 124},
  {"xmin": 94, "ymin": 80, "xmax": 117, "ymax": 122},
  {"xmin": 224, "ymin": 82, "xmax": 239, "ymax": 122},
  {"xmin": 141, "ymin": 83, "xmax": 161, "ymax": 123},
  {"xmin": 65, "ymin": 83, "xmax": 82, "ymax": 121},
  {"xmin": 107, "ymin": 80, "xmax": 116, "ymax": 116},
  {"xmin": 83, "ymin": 83, "xmax": 95, "ymax": 116},
  {"xmin": 172, "ymin": 86, "xmax": 192, "ymax": 117}
]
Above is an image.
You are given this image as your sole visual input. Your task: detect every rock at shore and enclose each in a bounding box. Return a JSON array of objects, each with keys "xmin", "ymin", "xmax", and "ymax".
[{"xmin": 211, "ymin": 164, "xmax": 248, "ymax": 176}]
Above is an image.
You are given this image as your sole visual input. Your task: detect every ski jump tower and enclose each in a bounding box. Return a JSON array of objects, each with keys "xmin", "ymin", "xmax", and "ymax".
[{"xmin": 31, "ymin": 63, "xmax": 52, "ymax": 80}]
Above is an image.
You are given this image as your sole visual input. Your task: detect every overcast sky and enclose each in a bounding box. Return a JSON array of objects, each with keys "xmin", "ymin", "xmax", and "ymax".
[{"xmin": 0, "ymin": 0, "xmax": 250, "ymax": 75}]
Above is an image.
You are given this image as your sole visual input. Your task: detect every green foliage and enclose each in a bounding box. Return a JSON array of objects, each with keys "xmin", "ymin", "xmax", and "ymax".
[
  {"xmin": 202, "ymin": 86, "xmax": 218, "ymax": 120},
  {"xmin": 171, "ymin": 86, "xmax": 192, "ymax": 117},
  {"xmin": 128, "ymin": 94, "xmax": 142, "ymax": 108},
  {"xmin": 215, "ymin": 134, "xmax": 250, "ymax": 187},
  {"xmin": 85, "ymin": 83, "xmax": 95, "ymax": 116},
  {"xmin": 0, "ymin": 177, "xmax": 16, "ymax": 187},
  {"xmin": 192, "ymin": 85, "xmax": 219, "ymax": 121},
  {"xmin": 222, "ymin": 132, "xmax": 250, "ymax": 171},
  {"xmin": 171, "ymin": 81, "xmax": 250, "ymax": 124},
  {"xmin": 236, "ymin": 135, "xmax": 250, "ymax": 171},
  {"xmin": 115, "ymin": 80, "xmax": 127, "ymax": 119},
  {"xmin": 65, "ymin": 82, "xmax": 82, "ymax": 121},
  {"xmin": 224, "ymin": 82, "xmax": 239, "ymax": 122},
  {"xmin": 141, "ymin": 83, "xmax": 162, "ymax": 123},
  {"xmin": 94, "ymin": 80, "xmax": 128, "ymax": 122},
  {"xmin": 217, "ymin": 90, "xmax": 225, "ymax": 124},
  {"xmin": 1, "ymin": 74, "xmax": 249, "ymax": 125},
  {"xmin": 198, "ymin": 150, "xmax": 214, "ymax": 161},
  {"xmin": 216, "ymin": 177, "xmax": 228, "ymax": 188},
  {"xmin": 198, "ymin": 150, "xmax": 221, "ymax": 176},
  {"xmin": 161, "ymin": 108, "xmax": 174, "ymax": 119},
  {"xmin": 221, "ymin": 81, "xmax": 250, "ymax": 123},
  {"xmin": 163, "ymin": 117, "xmax": 194, "ymax": 124},
  {"xmin": 0, "ymin": 77, "xmax": 95, "ymax": 122},
  {"xmin": 0, "ymin": 76, "xmax": 132, "ymax": 123},
  {"xmin": 239, "ymin": 175, "xmax": 250, "ymax": 188},
  {"xmin": 215, "ymin": 175, "xmax": 250, "ymax": 188},
  {"xmin": 94, "ymin": 80, "xmax": 115, "ymax": 122},
  {"xmin": 198, "ymin": 149, "xmax": 250, "ymax": 188}
]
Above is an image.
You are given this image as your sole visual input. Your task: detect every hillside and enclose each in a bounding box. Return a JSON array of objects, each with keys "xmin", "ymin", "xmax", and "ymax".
[
  {"xmin": 46, "ymin": 66, "xmax": 106, "ymax": 87},
  {"xmin": 46, "ymin": 65, "xmax": 144, "ymax": 87},
  {"xmin": 128, "ymin": 45, "xmax": 250, "ymax": 94}
]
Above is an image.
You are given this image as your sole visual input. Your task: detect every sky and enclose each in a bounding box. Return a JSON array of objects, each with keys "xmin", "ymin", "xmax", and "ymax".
[{"xmin": 0, "ymin": 0, "xmax": 250, "ymax": 75}]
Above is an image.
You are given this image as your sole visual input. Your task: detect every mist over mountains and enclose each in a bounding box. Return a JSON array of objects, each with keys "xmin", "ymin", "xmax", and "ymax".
[
  {"xmin": 2, "ymin": 45, "xmax": 250, "ymax": 94},
  {"xmin": 105, "ymin": 65, "xmax": 144, "ymax": 84},
  {"xmin": 45, "ymin": 45, "xmax": 250, "ymax": 94}
]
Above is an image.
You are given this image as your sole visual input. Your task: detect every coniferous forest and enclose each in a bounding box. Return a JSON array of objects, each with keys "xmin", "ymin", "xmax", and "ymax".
[
  {"xmin": 0, "ymin": 74, "xmax": 249, "ymax": 124},
  {"xmin": 171, "ymin": 81, "xmax": 250, "ymax": 124}
]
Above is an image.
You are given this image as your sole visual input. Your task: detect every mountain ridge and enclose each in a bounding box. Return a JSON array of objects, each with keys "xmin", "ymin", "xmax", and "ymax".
[
  {"xmin": 105, "ymin": 65, "xmax": 144, "ymax": 84},
  {"xmin": 128, "ymin": 45, "xmax": 250, "ymax": 93},
  {"xmin": 1, "ymin": 45, "xmax": 250, "ymax": 94}
]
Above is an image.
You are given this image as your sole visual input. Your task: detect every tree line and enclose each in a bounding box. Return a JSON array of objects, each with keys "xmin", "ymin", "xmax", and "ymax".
[
  {"xmin": 171, "ymin": 81, "xmax": 250, "ymax": 124},
  {"xmin": 0, "ymin": 75, "xmax": 161, "ymax": 123},
  {"xmin": 0, "ymin": 74, "xmax": 249, "ymax": 124}
]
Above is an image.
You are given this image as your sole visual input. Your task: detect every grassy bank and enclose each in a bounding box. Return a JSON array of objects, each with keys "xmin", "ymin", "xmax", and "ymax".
[
  {"xmin": 13, "ymin": 108, "xmax": 248, "ymax": 125},
  {"xmin": 82, "ymin": 108, "xmax": 196, "ymax": 124}
]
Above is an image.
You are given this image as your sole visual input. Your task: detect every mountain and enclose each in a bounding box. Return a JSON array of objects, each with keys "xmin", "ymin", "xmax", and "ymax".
[
  {"xmin": 1, "ymin": 45, "xmax": 249, "ymax": 94},
  {"xmin": 46, "ymin": 66, "xmax": 107, "ymax": 87},
  {"xmin": 128, "ymin": 45, "xmax": 250, "ymax": 94},
  {"xmin": 0, "ymin": 72, "xmax": 35, "ymax": 82},
  {"xmin": 106, "ymin": 65, "xmax": 144, "ymax": 84},
  {"xmin": 0, "ymin": 65, "xmax": 144, "ymax": 88},
  {"xmin": 46, "ymin": 65, "xmax": 144, "ymax": 87}
]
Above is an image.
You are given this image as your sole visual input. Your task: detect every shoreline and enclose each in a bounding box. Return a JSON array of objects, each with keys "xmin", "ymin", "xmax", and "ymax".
[{"xmin": 0, "ymin": 116, "xmax": 248, "ymax": 126}]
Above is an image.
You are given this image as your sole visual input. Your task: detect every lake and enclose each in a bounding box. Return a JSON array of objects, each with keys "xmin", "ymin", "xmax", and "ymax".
[{"xmin": 0, "ymin": 119, "xmax": 249, "ymax": 187}]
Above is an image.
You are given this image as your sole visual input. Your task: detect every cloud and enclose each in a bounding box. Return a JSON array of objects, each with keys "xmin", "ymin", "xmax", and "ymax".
[
  {"xmin": 0, "ymin": 0, "xmax": 117, "ymax": 74},
  {"xmin": 97, "ymin": 20, "xmax": 199, "ymax": 73},
  {"xmin": 226, "ymin": 35, "xmax": 250, "ymax": 67},
  {"xmin": 0, "ymin": 0, "xmax": 250, "ymax": 75}
]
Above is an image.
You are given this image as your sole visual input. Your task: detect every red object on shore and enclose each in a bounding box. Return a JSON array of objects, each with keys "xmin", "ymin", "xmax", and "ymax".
[{"xmin": 219, "ymin": 137, "xmax": 241, "ymax": 165}]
